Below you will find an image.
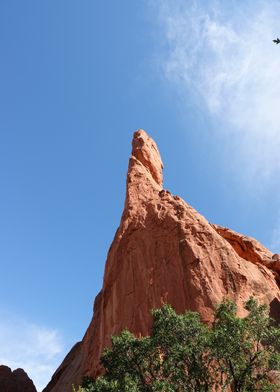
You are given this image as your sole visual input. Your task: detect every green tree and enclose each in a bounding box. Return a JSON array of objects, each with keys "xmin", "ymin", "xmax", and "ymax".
[
  {"xmin": 76, "ymin": 299, "xmax": 280, "ymax": 392},
  {"xmin": 211, "ymin": 298, "xmax": 280, "ymax": 391}
]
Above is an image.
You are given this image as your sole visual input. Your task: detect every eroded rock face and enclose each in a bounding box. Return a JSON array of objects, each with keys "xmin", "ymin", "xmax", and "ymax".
[
  {"xmin": 0, "ymin": 365, "xmax": 37, "ymax": 392},
  {"xmin": 212, "ymin": 225, "xmax": 280, "ymax": 280},
  {"xmin": 43, "ymin": 130, "xmax": 280, "ymax": 392}
]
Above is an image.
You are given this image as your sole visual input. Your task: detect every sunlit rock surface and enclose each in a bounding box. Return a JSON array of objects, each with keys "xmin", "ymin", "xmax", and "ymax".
[{"xmin": 43, "ymin": 130, "xmax": 280, "ymax": 392}]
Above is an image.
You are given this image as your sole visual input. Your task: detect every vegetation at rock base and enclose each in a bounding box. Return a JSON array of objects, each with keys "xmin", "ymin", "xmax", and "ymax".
[{"xmin": 74, "ymin": 298, "xmax": 280, "ymax": 391}]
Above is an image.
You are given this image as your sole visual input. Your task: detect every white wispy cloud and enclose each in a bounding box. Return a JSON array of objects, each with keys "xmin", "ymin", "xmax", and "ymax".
[
  {"xmin": 155, "ymin": 0, "xmax": 280, "ymax": 182},
  {"xmin": 0, "ymin": 313, "xmax": 64, "ymax": 392}
]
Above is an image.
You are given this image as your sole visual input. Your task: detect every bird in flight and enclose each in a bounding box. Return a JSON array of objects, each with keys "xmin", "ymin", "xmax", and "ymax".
[{"xmin": 273, "ymin": 38, "xmax": 280, "ymax": 44}]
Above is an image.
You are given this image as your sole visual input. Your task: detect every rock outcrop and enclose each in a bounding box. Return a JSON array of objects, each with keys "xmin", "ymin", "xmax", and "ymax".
[
  {"xmin": 43, "ymin": 130, "xmax": 280, "ymax": 392},
  {"xmin": 212, "ymin": 224, "xmax": 280, "ymax": 276},
  {"xmin": 0, "ymin": 365, "xmax": 37, "ymax": 392}
]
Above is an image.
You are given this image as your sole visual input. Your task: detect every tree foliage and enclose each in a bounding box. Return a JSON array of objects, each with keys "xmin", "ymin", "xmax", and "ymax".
[{"xmin": 75, "ymin": 298, "xmax": 280, "ymax": 392}]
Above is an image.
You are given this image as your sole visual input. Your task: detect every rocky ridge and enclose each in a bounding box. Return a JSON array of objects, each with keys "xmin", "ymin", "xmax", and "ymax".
[
  {"xmin": 0, "ymin": 365, "xmax": 37, "ymax": 392},
  {"xmin": 43, "ymin": 130, "xmax": 280, "ymax": 392}
]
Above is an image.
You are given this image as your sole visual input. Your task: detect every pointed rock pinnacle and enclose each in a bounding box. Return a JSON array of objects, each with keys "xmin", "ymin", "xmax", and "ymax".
[{"xmin": 131, "ymin": 130, "xmax": 163, "ymax": 186}]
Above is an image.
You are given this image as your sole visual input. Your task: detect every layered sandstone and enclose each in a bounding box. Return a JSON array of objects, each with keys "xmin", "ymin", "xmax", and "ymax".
[
  {"xmin": 43, "ymin": 130, "xmax": 280, "ymax": 392},
  {"xmin": 0, "ymin": 365, "xmax": 37, "ymax": 392}
]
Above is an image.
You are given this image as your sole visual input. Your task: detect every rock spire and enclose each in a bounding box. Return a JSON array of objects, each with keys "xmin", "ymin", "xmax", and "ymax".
[{"xmin": 43, "ymin": 130, "xmax": 280, "ymax": 392}]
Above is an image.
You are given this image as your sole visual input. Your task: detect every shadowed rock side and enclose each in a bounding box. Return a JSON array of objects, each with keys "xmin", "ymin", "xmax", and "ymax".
[
  {"xmin": 0, "ymin": 365, "xmax": 37, "ymax": 392},
  {"xmin": 43, "ymin": 130, "xmax": 280, "ymax": 392}
]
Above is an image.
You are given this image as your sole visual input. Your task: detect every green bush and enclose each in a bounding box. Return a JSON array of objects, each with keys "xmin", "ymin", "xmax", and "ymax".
[{"xmin": 75, "ymin": 298, "xmax": 280, "ymax": 392}]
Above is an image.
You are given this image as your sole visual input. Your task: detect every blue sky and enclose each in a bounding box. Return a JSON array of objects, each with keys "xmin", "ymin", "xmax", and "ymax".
[{"xmin": 0, "ymin": 1, "xmax": 280, "ymax": 390}]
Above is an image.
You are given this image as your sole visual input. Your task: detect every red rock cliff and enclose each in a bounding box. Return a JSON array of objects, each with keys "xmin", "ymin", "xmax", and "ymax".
[
  {"xmin": 0, "ymin": 365, "xmax": 37, "ymax": 392},
  {"xmin": 43, "ymin": 130, "xmax": 280, "ymax": 392}
]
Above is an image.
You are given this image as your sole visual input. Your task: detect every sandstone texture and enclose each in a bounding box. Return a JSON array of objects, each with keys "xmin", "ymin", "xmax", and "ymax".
[
  {"xmin": 0, "ymin": 365, "xmax": 37, "ymax": 392},
  {"xmin": 43, "ymin": 130, "xmax": 280, "ymax": 392}
]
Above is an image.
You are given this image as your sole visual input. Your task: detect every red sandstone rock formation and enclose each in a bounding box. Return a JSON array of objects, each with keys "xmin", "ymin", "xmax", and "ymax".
[
  {"xmin": 0, "ymin": 365, "xmax": 37, "ymax": 392},
  {"xmin": 43, "ymin": 130, "xmax": 280, "ymax": 392}
]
